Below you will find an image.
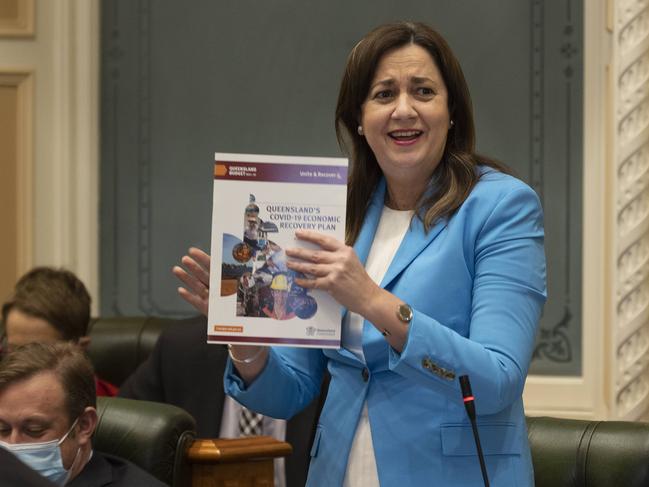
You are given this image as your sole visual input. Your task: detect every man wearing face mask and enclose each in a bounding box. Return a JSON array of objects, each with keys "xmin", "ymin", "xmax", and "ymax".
[{"xmin": 0, "ymin": 342, "xmax": 165, "ymax": 487}]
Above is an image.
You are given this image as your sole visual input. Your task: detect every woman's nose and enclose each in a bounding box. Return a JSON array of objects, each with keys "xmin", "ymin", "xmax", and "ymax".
[{"xmin": 391, "ymin": 93, "xmax": 417, "ymax": 119}]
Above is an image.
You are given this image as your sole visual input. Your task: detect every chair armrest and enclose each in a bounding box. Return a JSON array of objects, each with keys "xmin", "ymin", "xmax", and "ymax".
[{"xmin": 186, "ymin": 436, "xmax": 292, "ymax": 487}]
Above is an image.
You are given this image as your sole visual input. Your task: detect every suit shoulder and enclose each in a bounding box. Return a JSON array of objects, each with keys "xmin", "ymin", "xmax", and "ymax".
[
  {"xmin": 450, "ymin": 167, "xmax": 543, "ymax": 233},
  {"xmin": 96, "ymin": 452, "xmax": 168, "ymax": 487},
  {"xmin": 470, "ymin": 167, "xmax": 540, "ymax": 207}
]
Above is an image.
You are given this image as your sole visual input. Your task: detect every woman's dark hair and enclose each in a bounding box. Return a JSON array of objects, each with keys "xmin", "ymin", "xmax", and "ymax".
[{"xmin": 336, "ymin": 21, "xmax": 509, "ymax": 244}]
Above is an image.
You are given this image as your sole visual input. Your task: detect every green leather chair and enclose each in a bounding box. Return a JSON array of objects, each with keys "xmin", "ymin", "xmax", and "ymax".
[
  {"xmin": 526, "ymin": 415, "xmax": 649, "ymax": 487},
  {"xmin": 95, "ymin": 396, "xmax": 196, "ymax": 487},
  {"xmin": 87, "ymin": 316, "xmax": 177, "ymax": 386}
]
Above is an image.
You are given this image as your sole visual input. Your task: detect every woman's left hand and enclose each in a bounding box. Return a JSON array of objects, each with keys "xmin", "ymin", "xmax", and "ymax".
[{"xmin": 286, "ymin": 230, "xmax": 380, "ymax": 315}]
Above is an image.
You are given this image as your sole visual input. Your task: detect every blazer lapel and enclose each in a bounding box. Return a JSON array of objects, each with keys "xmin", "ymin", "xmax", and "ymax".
[
  {"xmin": 352, "ymin": 176, "xmax": 447, "ymax": 290},
  {"xmin": 353, "ymin": 179, "xmax": 386, "ymax": 267},
  {"xmin": 380, "ymin": 213, "xmax": 447, "ymax": 289}
]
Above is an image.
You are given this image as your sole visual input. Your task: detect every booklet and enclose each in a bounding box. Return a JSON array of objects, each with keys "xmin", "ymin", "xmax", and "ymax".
[{"xmin": 207, "ymin": 152, "xmax": 348, "ymax": 348}]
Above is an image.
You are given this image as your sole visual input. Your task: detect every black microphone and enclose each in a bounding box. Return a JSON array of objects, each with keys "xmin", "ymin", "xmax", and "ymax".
[{"xmin": 459, "ymin": 375, "xmax": 490, "ymax": 487}]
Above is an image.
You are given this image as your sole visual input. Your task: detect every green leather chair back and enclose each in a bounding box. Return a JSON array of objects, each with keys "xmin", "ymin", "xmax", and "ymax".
[
  {"xmin": 527, "ymin": 416, "xmax": 649, "ymax": 487},
  {"xmin": 95, "ymin": 397, "xmax": 196, "ymax": 487},
  {"xmin": 87, "ymin": 317, "xmax": 176, "ymax": 386}
]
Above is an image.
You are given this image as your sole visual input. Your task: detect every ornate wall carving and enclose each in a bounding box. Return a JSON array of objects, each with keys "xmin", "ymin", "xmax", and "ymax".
[{"xmin": 615, "ymin": 0, "xmax": 649, "ymax": 419}]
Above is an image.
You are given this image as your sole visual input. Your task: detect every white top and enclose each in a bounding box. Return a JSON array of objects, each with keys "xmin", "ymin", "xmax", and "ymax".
[
  {"xmin": 221, "ymin": 395, "xmax": 287, "ymax": 487},
  {"xmin": 343, "ymin": 206, "xmax": 413, "ymax": 487}
]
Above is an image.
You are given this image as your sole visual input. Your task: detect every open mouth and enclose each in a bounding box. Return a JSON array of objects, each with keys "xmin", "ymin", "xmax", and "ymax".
[{"xmin": 388, "ymin": 130, "xmax": 423, "ymax": 142}]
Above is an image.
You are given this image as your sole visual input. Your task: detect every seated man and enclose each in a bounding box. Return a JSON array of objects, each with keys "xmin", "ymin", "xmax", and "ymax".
[
  {"xmin": 0, "ymin": 342, "xmax": 165, "ymax": 486},
  {"xmin": 1, "ymin": 267, "xmax": 117, "ymax": 396}
]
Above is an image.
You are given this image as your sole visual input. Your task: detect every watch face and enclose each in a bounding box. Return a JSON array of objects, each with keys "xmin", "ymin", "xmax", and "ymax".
[{"xmin": 397, "ymin": 303, "xmax": 413, "ymax": 323}]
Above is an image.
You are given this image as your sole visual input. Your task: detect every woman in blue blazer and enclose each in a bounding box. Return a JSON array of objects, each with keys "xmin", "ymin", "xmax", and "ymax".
[{"xmin": 180, "ymin": 21, "xmax": 545, "ymax": 486}]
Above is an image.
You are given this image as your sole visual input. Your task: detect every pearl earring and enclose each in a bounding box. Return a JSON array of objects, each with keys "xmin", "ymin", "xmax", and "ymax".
[
  {"xmin": 357, "ymin": 126, "xmax": 364, "ymax": 136},
  {"xmin": 450, "ymin": 120, "xmax": 455, "ymax": 127}
]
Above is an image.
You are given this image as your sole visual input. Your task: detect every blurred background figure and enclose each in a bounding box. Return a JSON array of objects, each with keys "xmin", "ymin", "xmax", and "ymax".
[{"xmin": 1, "ymin": 267, "xmax": 118, "ymax": 396}]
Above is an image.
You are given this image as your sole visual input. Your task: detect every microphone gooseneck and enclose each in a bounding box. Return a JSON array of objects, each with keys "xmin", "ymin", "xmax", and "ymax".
[{"xmin": 459, "ymin": 375, "xmax": 490, "ymax": 487}]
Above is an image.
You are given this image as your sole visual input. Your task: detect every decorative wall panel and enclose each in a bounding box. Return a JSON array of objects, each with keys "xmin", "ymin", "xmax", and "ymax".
[{"xmin": 100, "ymin": 0, "xmax": 583, "ymax": 375}]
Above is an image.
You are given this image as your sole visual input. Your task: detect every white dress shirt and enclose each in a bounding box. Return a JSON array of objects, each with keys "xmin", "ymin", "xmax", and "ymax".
[{"xmin": 343, "ymin": 206, "xmax": 413, "ymax": 487}]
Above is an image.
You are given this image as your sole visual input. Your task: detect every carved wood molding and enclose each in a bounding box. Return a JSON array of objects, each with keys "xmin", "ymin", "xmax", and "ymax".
[{"xmin": 615, "ymin": 0, "xmax": 649, "ymax": 419}]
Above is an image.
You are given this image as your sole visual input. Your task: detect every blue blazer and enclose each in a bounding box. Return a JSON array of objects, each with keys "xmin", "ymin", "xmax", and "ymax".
[{"xmin": 225, "ymin": 168, "xmax": 546, "ymax": 486}]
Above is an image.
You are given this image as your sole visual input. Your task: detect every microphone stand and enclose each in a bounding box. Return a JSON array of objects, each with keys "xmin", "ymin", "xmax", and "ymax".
[{"xmin": 459, "ymin": 375, "xmax": 490, "ymax": 487}]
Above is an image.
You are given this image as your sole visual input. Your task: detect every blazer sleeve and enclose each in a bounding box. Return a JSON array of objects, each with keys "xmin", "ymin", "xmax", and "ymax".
[
  {"xmin": 389, "ymin": 184, "xmax": 546, "ymax": 414},
  {"xmin": 224, "ymin": 346, "xmax": 328, "ymax": 420}
]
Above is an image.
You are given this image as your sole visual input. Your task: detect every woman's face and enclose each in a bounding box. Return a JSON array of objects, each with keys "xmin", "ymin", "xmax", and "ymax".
[{"xmin": 361, "ymin": 43, "xmax": 451, "ymax": 187}]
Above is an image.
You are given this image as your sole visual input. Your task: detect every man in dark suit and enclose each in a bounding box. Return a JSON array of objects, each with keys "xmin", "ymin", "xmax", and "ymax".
[
  {"xmin": 119, "ymin": 316, "xmax": 326, "ymax": 487},
  {"xmin": 0, "ymin": 342, "xmax": 165, "ymax": 487},
  {"xmin": 67, "ymin": 450, "xmax": 167, "ymax": 487}
]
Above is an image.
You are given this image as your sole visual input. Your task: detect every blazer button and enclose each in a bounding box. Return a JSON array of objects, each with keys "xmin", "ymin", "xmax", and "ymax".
[{"xmin": 361, "ymin": 367, "xmax": 369, "ymax": 382}]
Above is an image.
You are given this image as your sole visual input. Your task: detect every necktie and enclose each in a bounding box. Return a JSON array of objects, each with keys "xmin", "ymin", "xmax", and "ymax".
[{"xmin": 239, "ymin": 407, "xmax": 263, "ymax": 436}]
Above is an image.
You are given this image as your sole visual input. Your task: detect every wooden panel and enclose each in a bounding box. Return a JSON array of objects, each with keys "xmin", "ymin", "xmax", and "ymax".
[
  {"xmin": 0, "ymin": 84, "xmax": 17, "ymax": 301},
  {"xmin": 0, "ymin": 0, "xmax": 19, "ymax": 18},
  {"xmin": 0, "ymin": 0, "xmax": 34, "ymax": 37},
  {"xmin": 0, "ymin": 72, "xmax": 32, "ymax": 302},
  {"xmin": 192, "ymin": 461, "xmax": 273, "ymax": 487}
]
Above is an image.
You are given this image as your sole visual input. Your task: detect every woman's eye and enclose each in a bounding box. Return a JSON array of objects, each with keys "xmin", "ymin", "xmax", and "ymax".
[
  {"xmin": 374, "ymin": 90, "xmax": 393, "ymax": 99},
  {"xmin": 417, "ymin": 87, "xmax": 434, "ymax": 96}
]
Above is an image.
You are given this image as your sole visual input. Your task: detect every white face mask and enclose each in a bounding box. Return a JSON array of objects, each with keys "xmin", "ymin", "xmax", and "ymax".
[{"xmin": 0, "ymin": 418, "xmax": 80, "ymax": 486}]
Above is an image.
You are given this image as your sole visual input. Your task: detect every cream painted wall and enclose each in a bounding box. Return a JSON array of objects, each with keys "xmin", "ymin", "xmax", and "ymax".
[{"xmin": 0, "ymin": 0, "xmax": 99, "ymax": 314}]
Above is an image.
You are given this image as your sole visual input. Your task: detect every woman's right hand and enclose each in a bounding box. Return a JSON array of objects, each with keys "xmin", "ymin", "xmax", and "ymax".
[
  {"xmin": 173, "ymin": 247, "xmax": 211, "ymax": 316},
  {"xmin": 173, "ymin": 248, "xmax": 267, "ymax": 384}
]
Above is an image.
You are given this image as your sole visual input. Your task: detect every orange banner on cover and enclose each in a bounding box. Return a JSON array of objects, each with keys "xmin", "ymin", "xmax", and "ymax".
[{"xmin": 213, "ymin": 325, "xmax": 243, "ymax": 333}]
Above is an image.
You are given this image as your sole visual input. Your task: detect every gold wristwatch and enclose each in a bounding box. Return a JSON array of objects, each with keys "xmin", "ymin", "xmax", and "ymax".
[{"xmin": 396, "ymin": 303, "xmax": 413, "ymax": 324}]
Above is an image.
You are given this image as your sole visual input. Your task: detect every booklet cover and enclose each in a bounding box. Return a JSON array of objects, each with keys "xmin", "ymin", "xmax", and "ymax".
[{"xmin": 208, "ymin": 152, "xmax": 348, "ymax": 348}]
